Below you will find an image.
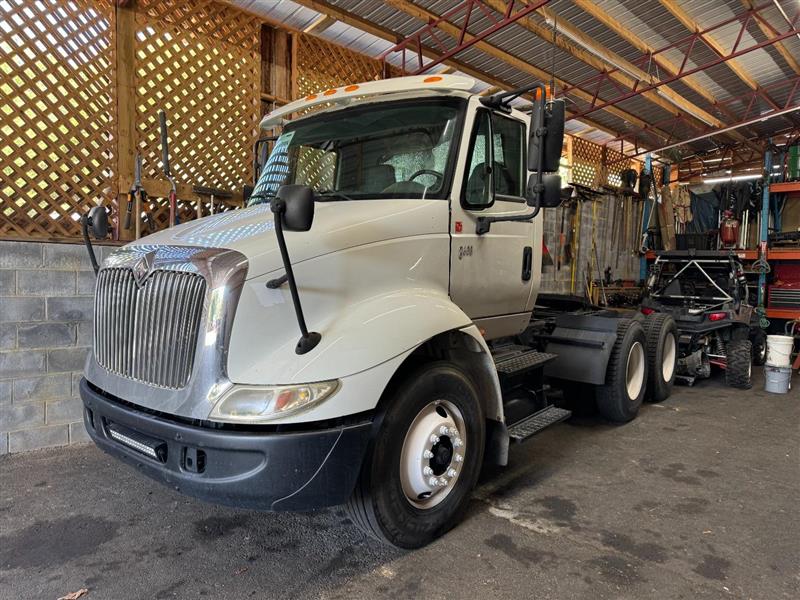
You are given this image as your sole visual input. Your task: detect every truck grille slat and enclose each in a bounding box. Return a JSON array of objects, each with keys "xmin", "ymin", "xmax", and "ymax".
[{"xmin": 94, "ymin": 268, "xmax": 206, "ymax": 389}]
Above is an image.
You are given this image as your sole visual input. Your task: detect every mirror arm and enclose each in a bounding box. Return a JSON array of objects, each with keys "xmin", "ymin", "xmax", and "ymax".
[
  {"xmin": 476, "ymin": 209, "xmax": 540, "ymax": 235},
  {"xmin": 81, "ymin": 215, "xmax": 100, "ymax": 275},
  {"xmin": 270, "ymin": 197, "xmax": 321, "ymax": 355}
]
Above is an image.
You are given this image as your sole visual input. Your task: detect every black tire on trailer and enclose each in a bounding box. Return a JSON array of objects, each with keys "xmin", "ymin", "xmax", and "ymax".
[
  {"xmin": 596, "ymin": 319, "xmax": 648, "ymax": 423},
  {"xmin": 725, "ymin": 339, "xmax": 753, "ymax": 389},
  {"xmin": 750, "ymin": 328, "xmax": 767, "ymax": 366},
  {"xmin": 345, "ymin": 362, "xmax": 485, "ymax": 549},
  {"xmin": 643, "ymin": 313, "xmax": 678, "ymax": 403}
]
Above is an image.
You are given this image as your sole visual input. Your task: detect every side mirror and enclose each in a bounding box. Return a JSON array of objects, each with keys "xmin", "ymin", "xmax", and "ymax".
[
  {"xmin": 81, "ymin": 205, "xmax": 108, "ymax": 275},
  {"xmin": 528, "ymin": 99, "xmax": 565, "ymax": 173},
  {"xmin": 526, "ymin": 173, "xmax": 562, "ymax": 208},
  {"xmin": 275, "ymin": 184, "xmax": 314, "ymax": 232},
  {"xmin": 87, "ymin": 206, "xmax": 109, "ymax": 239}
]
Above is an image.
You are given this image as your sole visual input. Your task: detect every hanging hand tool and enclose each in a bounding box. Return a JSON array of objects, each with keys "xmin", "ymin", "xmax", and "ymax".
[
  {"xmin": 192, "ymin": 186, "xmax": 233, "ymax": 218},
  {"xmin": 158, "ymin": 110, "xmax": 178, "ymax": 227},
  {"xmin": 557, "ymin": 203, "xmax": 566, "ymax": 271},
  {"xmin": 124, "ymin": 154, "xmax": 138, "ymax": 232},
  {"xmin": 125, "ymin": 154, "xmax": 148, "ymax": 239}
]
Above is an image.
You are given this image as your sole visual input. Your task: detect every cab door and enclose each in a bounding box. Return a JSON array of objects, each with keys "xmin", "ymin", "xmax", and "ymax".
[{"xmin": 449, "ymin": 107, "xmax": 541, "ymax": 339}]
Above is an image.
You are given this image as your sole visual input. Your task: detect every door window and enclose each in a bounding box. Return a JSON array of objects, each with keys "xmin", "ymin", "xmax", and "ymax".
[
  {"xmin": 463, "ymin": 111, "xmax": 526, "ymax": 209},
  {"xmin": 464, "ymin": 111, "xmax": 492, "ymax": 208},
  {"xmin": 492, "ymin": 115, "xmax": 525, "ymax": 198}
]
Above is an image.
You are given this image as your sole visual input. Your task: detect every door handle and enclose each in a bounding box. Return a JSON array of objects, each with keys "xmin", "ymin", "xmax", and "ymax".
[{"xmin": 522, "ymin": 246, "xmax": 532, "ymax": 281}]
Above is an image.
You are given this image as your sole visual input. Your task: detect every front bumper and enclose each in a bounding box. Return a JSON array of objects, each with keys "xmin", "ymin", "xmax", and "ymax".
[{"xmin": 80, "ymin": 378, "xmax": 372, "ymax": 511}]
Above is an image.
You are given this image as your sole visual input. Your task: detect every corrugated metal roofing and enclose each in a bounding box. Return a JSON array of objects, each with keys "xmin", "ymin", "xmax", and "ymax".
[{"xmin": 229, "ymin": 0, "xmax": 799, "ymax": 158}]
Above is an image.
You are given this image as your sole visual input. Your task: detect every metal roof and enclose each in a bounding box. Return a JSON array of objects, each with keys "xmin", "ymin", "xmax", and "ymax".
[{"xmin": 230, "ymin": 0, "xmax": 800, "ymax": 160}]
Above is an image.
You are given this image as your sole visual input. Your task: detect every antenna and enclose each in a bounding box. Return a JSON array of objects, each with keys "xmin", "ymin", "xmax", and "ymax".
[{"xmin": 549, "ymin": 15, "xmax": 557, "ymax": 99}]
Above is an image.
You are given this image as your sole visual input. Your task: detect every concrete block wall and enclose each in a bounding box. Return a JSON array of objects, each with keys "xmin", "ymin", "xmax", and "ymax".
[
  {"xmin": 540, "ymin": 194, "xmax": 640, "ymax": 295},
  {"xmin": 0, "ymin": 241, "xmax": 115, "ymax": 454}
]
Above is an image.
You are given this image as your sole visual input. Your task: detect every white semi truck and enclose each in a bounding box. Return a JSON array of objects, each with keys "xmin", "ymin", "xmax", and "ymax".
[{"xmin": 80, "ymin": 75, "xmax": 677, "ymax": 548}]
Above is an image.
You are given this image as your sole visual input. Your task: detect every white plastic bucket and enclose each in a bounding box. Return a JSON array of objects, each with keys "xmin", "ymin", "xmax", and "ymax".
[
  {"xmin": 764, "ymin": 366, "xmax": 792, "ymax": 394},
  {"xmin": 766, "ymin": 335, "xmax": 794, "ymax": 367}
]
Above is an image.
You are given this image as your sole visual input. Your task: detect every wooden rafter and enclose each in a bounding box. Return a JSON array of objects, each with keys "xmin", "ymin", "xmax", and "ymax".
[
  {"xmin": 303, "ymin": 14, "xmax": 337, "ymax": 34},
  {"xmin": 570, "ymin": 0, "xmax": 717, "ymax": 106},
  {"xmin": 287, "ymin": 0, "xmax": 629, "ymax": 140},
  {"xmin": 479, "ymin": 0, "xmax": 724, "ymax": 130},
  {"xmin": 741, "ymin": 0, "xmax": 800, "ymax": 75},
  {"xmin": 657, "ymin": 0, "xmax": 773, "ymax": 98},
  {"xmin": 382, "ymin": 0, "xmax": 676, "ymax": 143}
]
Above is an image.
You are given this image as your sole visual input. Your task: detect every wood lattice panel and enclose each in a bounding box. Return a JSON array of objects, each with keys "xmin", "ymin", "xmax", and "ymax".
[
  {"xmin": 0, "ymin": 0, "xmax": 117, "ymax": 240},
  {"xmin": 132, "ymin": 0, "xmax": 260, "ymax": 230},
  {"xmin": 296, "ymin": 34, "xmax": 389, "ymax": 98},
  {"xmin": 571, "ymin": 137, "xmax": 602, "ymax": 189}
]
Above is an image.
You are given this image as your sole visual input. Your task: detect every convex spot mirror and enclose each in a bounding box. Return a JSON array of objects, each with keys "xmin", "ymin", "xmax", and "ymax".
[
  {"xmin": 526, "ymin": 173, "xmax": 562, "ymax": 208},
  {"xmin": 528, "ymin": 99, "xmax": 565, "ymax": 173},
  {"xmin": 275, "ymin": 184, "xmax": 315, "ymax": 231},
  {"xmin": 87, "ymin": 206, "xmax": 109, "ymax": 239}
]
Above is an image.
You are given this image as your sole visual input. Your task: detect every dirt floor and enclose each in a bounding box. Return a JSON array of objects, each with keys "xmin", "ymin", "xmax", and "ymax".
[{"xmin": 0, "ymin": 369, "xmax": 797, "ymax": 600}]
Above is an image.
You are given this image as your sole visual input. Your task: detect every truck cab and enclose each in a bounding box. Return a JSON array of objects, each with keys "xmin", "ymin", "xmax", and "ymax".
[{"xmin": 80, "ymin": 75, "xmax": 672, "ymax": 548}]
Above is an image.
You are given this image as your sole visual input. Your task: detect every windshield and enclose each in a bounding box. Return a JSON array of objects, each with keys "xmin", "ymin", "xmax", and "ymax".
[{"xmin": 249, "ymin": 98, "xmax": 465, "ymax": 205}]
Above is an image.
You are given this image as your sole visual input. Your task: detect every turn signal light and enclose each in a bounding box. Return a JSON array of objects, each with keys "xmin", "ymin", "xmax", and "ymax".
[{"xmin": 709, "ymin": 312, "xmax": 727, "ymax": 321}]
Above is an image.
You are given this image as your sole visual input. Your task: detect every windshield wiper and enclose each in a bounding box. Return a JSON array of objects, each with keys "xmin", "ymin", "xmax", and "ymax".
[{"xmin": 316, "ymin": 189, "xmax": 356, "ymax": 202}]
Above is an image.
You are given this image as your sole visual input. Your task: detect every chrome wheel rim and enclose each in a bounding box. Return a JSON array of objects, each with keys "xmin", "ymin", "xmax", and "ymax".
[
  {"xmin": 662, "ymin": 333, "xmax": 677, "ymax": 381},
  {"xmin": 626, "ymin": 341, "xmax": 646, "ymax": 400},
  {"xmin": 400, "ymin": 400, "xmax": 466, "ymax": 509}
]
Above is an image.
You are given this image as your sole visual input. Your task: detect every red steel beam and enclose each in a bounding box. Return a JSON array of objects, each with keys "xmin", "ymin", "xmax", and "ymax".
[
  {"xmin": 379, "ymin": 0, "xmax": 552, "ymax": 75},
  {"xmin": 606, "ymin": 74, "xmax": 800, "ymax": 149},
  {"xmin": 563, "ymin": 1, "xmax": 799, "ymax": 122}
]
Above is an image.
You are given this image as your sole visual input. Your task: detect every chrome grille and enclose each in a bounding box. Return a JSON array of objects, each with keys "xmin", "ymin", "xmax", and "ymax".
[{"xmin": 94, "ymin": 268, "xmax": 207, "ymax": 389}]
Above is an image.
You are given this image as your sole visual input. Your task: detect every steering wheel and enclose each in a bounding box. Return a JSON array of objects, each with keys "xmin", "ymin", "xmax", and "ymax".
[{"xmin": 409, "ymin": 169, "xmax": 444, "ymax": 187}]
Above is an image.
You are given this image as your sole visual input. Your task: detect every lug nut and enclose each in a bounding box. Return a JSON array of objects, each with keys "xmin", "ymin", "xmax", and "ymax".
[
  {"xmin": 428, "ymin": 477, "xmax": 439, "ymax": 487},
  {"xmin": 449, "ymin": 427, "xmax": 459, "ymax": 436},
  {"xmin": 423, "ymin": 449, "xmax": 434, "ymax": 459},
  {"xmin": 453, "ymin": 437, "xmax": 463, "ymax": 448},
  {"xmin": 423, "ymin": 466, "xmax": 433, "ymax": 476},
  {"xmin": 438, "ymin": 477, "xmax": 448, "ymax": 487},
  {"xmin": 439, "ymin": 425, "xmax": 450, "ymax": 435},
  {"xmin": 429, "ymin": 434, "xmax": 440, "ymax": 444},
  {"xmin": 454, "ymin": 453, "xmax": 463, "ymax": 463},
  {"xmin": 447, "ymin": 468, "xmax": 457, "ymax": 478}
]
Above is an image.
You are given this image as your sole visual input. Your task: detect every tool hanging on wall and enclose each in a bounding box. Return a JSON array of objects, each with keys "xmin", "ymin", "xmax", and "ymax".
[
  {"xmin": 192, "ymin": 186, "xmax": 233, "ymax": 218},
  {"xmin": 158, "ymin": 109, "xmax": 179, "ymax": 228},
  {"xmin": 125, "ymin": 154, "xmax": 148, "ymax": 239}
]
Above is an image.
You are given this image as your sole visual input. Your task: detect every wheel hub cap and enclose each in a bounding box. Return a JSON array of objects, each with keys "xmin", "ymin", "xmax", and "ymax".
[{"xmin": 400, "ymin": 400, "xmax": 466, "ymax": 509}]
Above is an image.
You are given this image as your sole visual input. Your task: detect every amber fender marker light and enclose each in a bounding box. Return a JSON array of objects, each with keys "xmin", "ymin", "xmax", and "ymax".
[
  {"xmin": 424, "ymin": 76, "xmax": 443, "ymax": 83},
  {"xmin": 323, "ymin": 88, "xmax": 337, "ymax": 96},
  {"xmin": 344, "ymin": 85, "xmax": 360, "ymax": 92},
  {"xmin": 305, "ymin": 94, "xmax": 317, "ymax": 101}
]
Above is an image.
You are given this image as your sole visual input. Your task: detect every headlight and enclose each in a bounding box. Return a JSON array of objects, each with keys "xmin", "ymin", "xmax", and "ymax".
[{"xmin": 208, "ymin": 380, "xmax": 339, "ymax": 423}]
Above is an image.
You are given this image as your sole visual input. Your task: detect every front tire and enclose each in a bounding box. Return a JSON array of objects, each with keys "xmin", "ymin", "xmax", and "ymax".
[
  {"xmin": 346, "ymin": 362, "xmax": 485, "ymax": 548},
  {"xmin": 596, "ymin": 319, "xmax": 648, "ymax": 423},
  {"xmin": 725, "ymin": 339, "xmax": 753, "ymax": 389},
  {"xmin": 643, "ymin": 313, "xmax": 677, "ymax": 402}
]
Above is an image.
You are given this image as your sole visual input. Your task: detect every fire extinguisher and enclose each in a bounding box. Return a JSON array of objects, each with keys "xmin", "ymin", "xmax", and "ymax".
[{"xmin": 720, "ymin": 210, "xmax": 740, "ymax": 248}]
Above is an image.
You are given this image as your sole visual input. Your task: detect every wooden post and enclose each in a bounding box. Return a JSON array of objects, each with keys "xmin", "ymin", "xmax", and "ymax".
[{"xmin": 116, "ymin": 0, "xmax": 137, "ymax": 241}]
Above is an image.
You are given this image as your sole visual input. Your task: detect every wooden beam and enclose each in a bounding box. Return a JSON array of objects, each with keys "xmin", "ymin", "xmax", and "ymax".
[
  {"xmin": 741, "ymin": 0, "xmax": 800, "ymax": 75},
  {"xmin": 657, "ymin": 0, "xmax": 762, "ymax": 93},
  {"xmin": 303, "ymin": 14, "xmax": 337, "ymax": 34},
  {"xmin": 382, "ymin": 0, "xmax": 674, "ymax": 142},
  {"xmin": 481, "ymin": 0, "xmax": 724, "ymax": 129},
  {"xmin": 288, "ymin": 0, "xmax": 628, "ymax": 139},
  {"xmin": 571, "ymin": 0, "xmax": 718, "ymax": 107},
  {"xmin": 115, "ymin": 1, "xmax": 137, "ymax": 241}
]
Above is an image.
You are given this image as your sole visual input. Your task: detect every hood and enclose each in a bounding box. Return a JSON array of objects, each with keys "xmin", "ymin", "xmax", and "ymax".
[{"xmin": 127, "ymin": 199, "xmax": 449, "ymax": 278}]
